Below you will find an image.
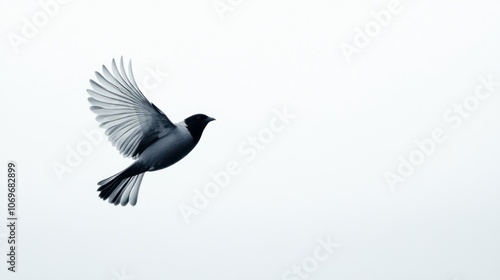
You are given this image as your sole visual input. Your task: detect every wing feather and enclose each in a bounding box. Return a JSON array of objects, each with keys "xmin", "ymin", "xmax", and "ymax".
[{"xmin": 87, "ymin": 57, "xmax": 175, "ymax": 158}]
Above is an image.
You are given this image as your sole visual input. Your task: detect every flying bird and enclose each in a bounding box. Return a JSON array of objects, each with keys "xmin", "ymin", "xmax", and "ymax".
[{"xmin": 87, "ymin": 58, "xmax": 215, "ymax": 206}]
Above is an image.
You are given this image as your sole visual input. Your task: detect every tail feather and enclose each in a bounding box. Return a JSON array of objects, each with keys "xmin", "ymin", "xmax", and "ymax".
[
  {"xmin": 97, "ymin": 171, "xmax": 121, "ymax": 187},
  {"xmin": 129, "ymin": 174, "xmax": 144, "ymax": 206},
  {"xmin": 97, "ymin": 164, "xmax": 145, "ymax": 206},
  {"xmin": 109, "ymin": 177, "xmax": 132, "ymax": 205}
]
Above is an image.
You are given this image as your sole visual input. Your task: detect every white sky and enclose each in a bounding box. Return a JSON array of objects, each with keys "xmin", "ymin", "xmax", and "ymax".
[{"xmin": 1, "ymin": 0, "xmax": 500, "ymax": 279}]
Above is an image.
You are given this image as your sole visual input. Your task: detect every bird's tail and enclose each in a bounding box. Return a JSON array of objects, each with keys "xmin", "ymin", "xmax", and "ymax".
[{"xmin": 97, "ymin": 164, "xmax": 145, "ymax": 206}]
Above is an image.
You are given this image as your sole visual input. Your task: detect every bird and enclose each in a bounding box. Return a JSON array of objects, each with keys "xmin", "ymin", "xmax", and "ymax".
[{"xmin": 87, "ymin": 57, "xmax": 215, "ymax": 206}]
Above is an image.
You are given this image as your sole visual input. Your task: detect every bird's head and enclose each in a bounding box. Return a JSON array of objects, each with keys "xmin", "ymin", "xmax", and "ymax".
[{"xmin": 184, "ymin": 114, "xmax": 215, "ymax": 143}]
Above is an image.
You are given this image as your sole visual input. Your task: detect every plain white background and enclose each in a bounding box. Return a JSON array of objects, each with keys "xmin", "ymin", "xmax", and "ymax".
[{"xmin": 1, "ymin": 0, "xmax": 500, "ymax": 279}]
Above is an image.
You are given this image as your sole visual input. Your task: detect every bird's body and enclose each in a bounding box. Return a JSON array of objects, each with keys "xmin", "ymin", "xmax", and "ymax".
[
  {"xmin": 87, "ymin": 58, "xmax": 214, "ymax": 206},
  {"xmin": 138, "ymin": 123, "xmax": 195, "ymax": 171}
]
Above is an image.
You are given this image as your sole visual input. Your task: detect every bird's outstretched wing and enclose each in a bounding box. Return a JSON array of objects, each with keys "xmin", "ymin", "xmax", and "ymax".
[{"xmin": 87, "ymin": 57, "xmax": 175, "ymax": 158}]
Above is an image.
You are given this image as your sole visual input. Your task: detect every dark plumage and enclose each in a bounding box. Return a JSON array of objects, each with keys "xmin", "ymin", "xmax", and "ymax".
[{"xmin": 87, "ymin": 57, "xmax": 215, "ymax": 206}]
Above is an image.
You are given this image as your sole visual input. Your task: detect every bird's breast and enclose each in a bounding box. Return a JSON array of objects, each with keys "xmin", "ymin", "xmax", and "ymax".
[{"xmin": 139, "ymin": 126, "xmax": 196, "ymax": 171}]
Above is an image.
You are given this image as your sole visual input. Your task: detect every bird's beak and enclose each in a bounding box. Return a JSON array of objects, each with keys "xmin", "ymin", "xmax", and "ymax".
[{"xmin": 207, "ymin": 117, "xmax": 216, "ymax": 122}]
